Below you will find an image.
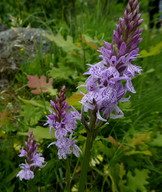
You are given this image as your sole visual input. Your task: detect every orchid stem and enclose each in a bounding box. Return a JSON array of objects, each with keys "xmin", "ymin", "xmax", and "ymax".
[
  {"xmin": 65, "ymin": 158, "xmax": 71, "ymax": 192},
  {"xmin": 78, "ymin": 129, "xmax": 97, "ymax": 192}
]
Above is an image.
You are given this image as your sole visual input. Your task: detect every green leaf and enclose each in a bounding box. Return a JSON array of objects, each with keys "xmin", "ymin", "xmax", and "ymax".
[
  {"xmin": 20, "ymin": 104, "xmax": 44, "ymax": 126},
  {"xmin": 107, "ymin": 164, "xmax": 120, "ymax": 192},
  {"xmin": 31, "ymin": 126, "xmax": 53, "ymax": 140},
  {"xmin": 48, "ymin": 66, "xmax": 75, "ymax": 80},
  {"xmin": 150, "ymin": 133, "xmax": 162, "ymax": 147},
  {"xmin": 95, "ymin": 140, "xmax": 111, "ymax": 156},
  {"xmin": 66, "ymin": 94, "xmax": 82, "ymax": 108},
  {"xmin": 18, "ymin": 96, "xmax": 46, "ymax": 108},
  {"xmin": 118, "ymin": 163, "xmax": 127, "ymax": 192},
  {"xmin": 119, "ymin": 101, "xmax": 133, "ymax": 112},
  {"xmin": 44, "ymin": 32, "xmax": 85, "ymax": 71},
  {"xmin": 47, "ymin": 87, "xmax": 58, "ymax": 96},
  {"xmin": 75, "ymin": 81, "xmax": 87, "ymax": 94},
  {"xmin": 125, "ymin": 169, "xmax": 150, "ymax": 192},
  {"xmin": 82, "ymin": 34, "xmax": 99, "ymax": 44},
  {"xmin": 18, "ymin": 126, "xmax": 53, "ymax": 141},
  {"xmin": 43, "ymin": 32, "xmax": 78, "ymax": 52},
  {"xmin": 125, "ymin": 150, "xmax": 152, "ymax": 156},
  {"xmin": 140, "ymin": 41, "xmax": 162, "ymax": 57},
  {"xmin": 131, "ymin": 133, "xmax": 150, "ymax": 146}
]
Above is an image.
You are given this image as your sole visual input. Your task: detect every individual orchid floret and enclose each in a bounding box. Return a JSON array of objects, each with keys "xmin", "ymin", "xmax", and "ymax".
[
  {"xmin": 16, "ymin": 131, "xmax": 46, "ymax": 181},
  {"xmin": 45, "ymin": 86, "xmax": 81, "ymax": 159},
  {"xmin": 17, "ymin": 163, "xmax": 34, "ymax": 181}
]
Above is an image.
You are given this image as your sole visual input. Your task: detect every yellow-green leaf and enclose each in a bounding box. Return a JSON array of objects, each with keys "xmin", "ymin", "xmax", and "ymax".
[
  {"xmin": 140, "ymin": 41, "xmax": 162, "ymax": 57},
  {"xmin": 66, "ymin": 94, "xmax": 83, "ymax": 108}
]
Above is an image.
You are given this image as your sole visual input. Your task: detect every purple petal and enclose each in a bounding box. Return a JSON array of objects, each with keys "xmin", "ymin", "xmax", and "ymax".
[
  {"xmin": 96, "ymin": 110, "xmax": 107, "ymax": 122},
  {"xmin": 126, "ymin": 79, "xmax": 136, "ymax": 93},
  {"xmin": 19, "ymin": 149, "xmax": 27, "ymax": 157},
  {"xmin": 110, "ymin": 106, "xmax": 124, "ymax": 119},
  {"xmin": 127, "ymin": 64, "xmax": 142, "ymax": 76},
  {"xmin": 118, "ymin": 42, "xmax": 127, "ymax": 55},
  {"xmin": 17, "ymin": 163, "xmax": 34, "ymax": 181}
]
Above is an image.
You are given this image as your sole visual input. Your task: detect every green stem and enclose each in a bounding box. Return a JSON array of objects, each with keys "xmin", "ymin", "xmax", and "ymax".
[
  {"xmin": 65, "ymin": 158, "xmax": 71, "ymax": 192},
  {"xmin": 78, "ymin": 130, "xmax": 97, "ymax": 192},
  {"xmin": 71, "ymin": 156, "xmax": 80, "ymax": 180}
]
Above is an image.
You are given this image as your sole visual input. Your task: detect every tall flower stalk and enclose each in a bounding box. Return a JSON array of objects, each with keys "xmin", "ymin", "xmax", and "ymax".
[
  {"xmin": 17, "ymin": 130, "xmax": 46, "ymax": 181},
  {"xmin": 45, "ymin": 86, "xmax": 81, "ymax": 191},
  {"xmin": 78, "ymin": 0, "xmax": 143, "ymax": 191}
]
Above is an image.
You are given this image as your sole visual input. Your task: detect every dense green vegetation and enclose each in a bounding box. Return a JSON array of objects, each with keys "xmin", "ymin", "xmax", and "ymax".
[{"xmin": 0, "ymin": 0, "xmax": 162, "ymax": 191}]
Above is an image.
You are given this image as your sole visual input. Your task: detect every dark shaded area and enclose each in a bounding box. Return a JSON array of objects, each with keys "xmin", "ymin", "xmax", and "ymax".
[{"xmin": 149, "ymin": 0, "xmax": 160, "ymax": 28}]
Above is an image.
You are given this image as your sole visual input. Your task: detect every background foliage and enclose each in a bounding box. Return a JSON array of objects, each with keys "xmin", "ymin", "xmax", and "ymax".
[{"xmin": 0, "ymin": 0, "xmax": 162, "ymax": 191}]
